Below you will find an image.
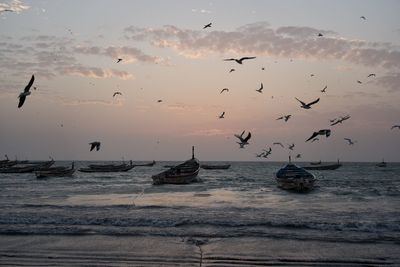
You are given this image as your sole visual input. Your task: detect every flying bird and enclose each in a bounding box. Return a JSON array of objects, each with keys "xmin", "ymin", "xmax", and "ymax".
[
  {"xmin": 234, "ymin": 130, "xmax": 252, "ymax": 148},
  {"xmin": 288, "ymin": 143, "xmax": 295, "ymax": 150},
  {"xmin": 261, "ymin": 67, "xmax": 265, "ymax": 71},
  {"xmin": 262, "ymin": 147, "xmax": 272, "ymax": 157},
  {"xmin": 113, "ymin": 92, "xmax": 122, "ymax": 97},
  {"xmin": 306, "ymin": 129, "xmax": 331, "ymax": 142},
  {"xmin": 321, "ymin": 86, "xmax": 327, "ymax": 93},
  {"xmin": 360, "ymin": 16, "xmax": 366, "ymax": 20},
  {"xmin": 391, "ymin": 125, "xmax": 400, "ymax": 130},
  {"xmin": 203, "ymin": 22, "xmax": 212, "ymax": 29},
  {"xmin": 276, "ymin": 115, "xmax": 291, "ymax": 122},
  {"xmin": 18, "ymin": 75, "xmax": 35, "ymax": 108},
  {"xmin": 295, "ymin": 154, "xmax": 302, "ymax": 159},
  {"xmin": 344, "ymin": 138, "xmax": 356, "ymax": 145},
  {"xmin": 295, "ymin": 97, "xmax": 320, "ymax": 109},
  {"xmin": 331, "ymin": 115, "xmax": 351, "ymax": 126},
  {"xmin": 220, "ymin": 88, "xmax": 229, "ymax": 94},
  {"xmin": 117, "ymin": 58, "xmax": 123, "ymax": 63},
  {"xmin": 273, "ymin": 142, "xmax": 284, "ymax": 148},
  {"xmin": 317, "ymin": 33, "xmax": 323, "ymax": 37},
  {"xmin": 367, "ymin": 73, "xmax": 376, "ymax": 77},
  {"xmin": 255, "ymin": 83, "xmax": 263, "ymax": 93},
  {"xmin": 310, "ymin": 74, "xmax": 315, "ymax": 77},
  {"xmin": 357, "ymin": 80, "xmax": 362, "ymax": 84},
  {"xmin": 219, "ymin": 111, "xmax": 225, "ymax": 119},
  {"xmin": 89, "ymin": 141, "xmax": 101, "ymax": 151},
  {"xmin": 229, "ymin": 68, "xmax": 235, "ymax": 73},
  {"xmin": 157, "ymin": 99, "xmax": 163, "ymax": 103},
  {"xmin": 255, "ymin": 152, "xmax": 265, "ymax": 158},
  {"xmin": 224, "ymin": 57, "xmax": 256, "ymax": 64}
]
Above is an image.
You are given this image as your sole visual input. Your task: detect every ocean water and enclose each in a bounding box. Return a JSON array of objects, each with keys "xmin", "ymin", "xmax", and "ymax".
[{"xmin": 0, "ymin": 161, "xmax": 399, "ymax": 245}]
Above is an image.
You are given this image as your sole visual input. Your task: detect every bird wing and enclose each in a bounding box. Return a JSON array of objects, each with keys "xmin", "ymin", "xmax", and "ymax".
[
  {"xmin": 240, "ymin": 57, "xmax": 256, "ymax": 61},
  {"xmin": 224, "ymin": 58, "xmax": 236, "ymax": 61},
  {"xmin": 276, "ymin": 117, "xmax": 283, "ymax": 120},
  {"xmin": 234, "ymin": 134, "xmax": 243, "ymax": 141},
  {"xmin": 243, "ymin": 132, "xmax": 252, "ymax": 142},
  {"xmin": 344, "ymin": 138, "xmax": 351, "ymax": 142},
  {"xmin": 295, "ymin": 97, "xmax": 306, "ymax": 106},
  {"xmin": 260, "ymin": 83, "xmax": 263, "ymax": 90},
  {"xmin": 306, "ymin": 132, "xmax": 319, "ymax": 142},
  {"xmin": 307, "ymin": 98, "xmax": 320, "ymax": 106},
  {"xmin": 18, "ymin": 96, "xmax": 26, "ymax": 108},
  {"xmin": 330, "ymin": 120, "xmax": 340, "ymax": 126},
  {"xmin": 325, "ymin": 129, "xmax": 331, "ymax": 137},
  {"xmin": 90, "ymin": 143, "xmax": 95, "ymax": 151},
  {"xmin": 24, "ymin": 75, "xmax": 35, "ymax": 93},
  {"xmin": 96, "ymin": 143, "xmax": 101, "ymax": 150}
]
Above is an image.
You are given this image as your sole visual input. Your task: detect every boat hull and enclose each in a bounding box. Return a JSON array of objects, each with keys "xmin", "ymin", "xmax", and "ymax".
[
  {"xmin": 275, "ymin": 163, "xmax": 316, "ymax": 192},
  {"xmin": 302, "ymin": 163, "xmax": 342, "ymax": 170},
  {"xmin": 201, "ymin": 164, "xmax": 231, "ymax": 170},
  {"xmin": 152, "ymin": 158, "xmax": 200, "ymax": 185}
]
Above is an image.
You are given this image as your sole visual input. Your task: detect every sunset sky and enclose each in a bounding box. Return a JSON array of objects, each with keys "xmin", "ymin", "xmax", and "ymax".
[{"xmin": 1, "ymin": 0, "xmax": 399, "ymax": 161}]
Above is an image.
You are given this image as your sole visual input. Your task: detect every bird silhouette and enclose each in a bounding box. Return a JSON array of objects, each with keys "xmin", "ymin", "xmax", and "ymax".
[
  {"xmin": 255, "ymin": 83, "xmax": 263, "ymax": 93},
  {"xmin": 357, "ymin": 80, "xmax": 362, "ymax": 84},
  {"xmin": 117, "ymin": 58, "xmax": 123, "ymax": 63},
  {"xmin": 89, "ymin": 141, "xmax": 101, "ymax": 151},
  {"xmin": 360, "ymin": 16, "xmax": 366, "ymax": 20},
  {"xmin": 234, "ymin": 131, "xmax": 252, "ymax": 148},
  {"xmin": 224, "ymin": 57, "xmax": 256, "ymax": 64},
  {"xmin": 296, "ymin": 154, "xmax": 302, "ymax": 159},
  {"xmin": 203, "ymin": 23, "xmax": 212, "ymax": 29},
  {"xmin": 331, "ymin": 115, "xmax": 350, "ymax": 126},
  {"xmin": 344, "ymin": 138, "xmax": 356, "ymax": 145},
  {"xmin": 321, "ymin": 86, "xmax": 327, "ymax": 93},
  {"xmin": 295, "ymin": 97, "xmax": 320, "ymax": 109},
  {"xmin": 229, "ymin": 68, "xmax": 235, "ymax": 73},
  {"xmin": 220, "ymin": 88, "xmax": 229, "ymax": 94},
  {"xmin": 273, "ymin": 142, "xmax": 284, "ymax": 148},
  {"xmin": 306, "ymin": 129, "xmax": 331, "ymax": 142},
  {"xmin": 262, "ymin": 147, "xmax": 272, "ymax": 158},
  {"xmin": 157, "ymin": 99, "xmax": 162, "ymax": 103},
  {"xmin": 18, "ymin": 75, "xmax": 35, "ymax": 108},
  {"xmin": 113, "ymin": 92, "xmax": 122, "ymax": 97},
  {"xmin": 277, "ymin": 115, "xmax": 291, "ymax": 122},
  {"xmin": 391, "ymin": 125, "xmax": 400, "ymax": 130},
  {"xmin": 367, "ymin": 73, "xmax": 376, "ymax": 77},
  {"xmin": 288, "ymin": 143, "xmax": 295, "ymax": 150},
  {"xmin": 219, "ymin": 111, "xmax": 225, "ymax": 119},
  {"xmin": 317, "ymin": 33, "xmax": 323, "ymax": 37}
]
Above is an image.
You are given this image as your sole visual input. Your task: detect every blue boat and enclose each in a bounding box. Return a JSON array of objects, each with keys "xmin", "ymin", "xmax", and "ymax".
[{"xmin": 276, "ymin": 157, "xmax": 316, "ymax": 192}]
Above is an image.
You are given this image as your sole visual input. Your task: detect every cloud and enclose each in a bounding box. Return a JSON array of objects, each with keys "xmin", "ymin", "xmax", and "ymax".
[
  {"xmin": 374, "ymin": 73, "xmax": 400, "ymax": 92},
  {"xmin": 57, "ymin": 65, "xmax": 133, "ymax": 80},
  {"xmin": 185, "ymin": 128, "xmax": 229, "ymax": 137},
  {"xmin": 191, "ymin": 8, "xmax": 212, "ymax": 14},
  {"xmin": 0, "ymin": 0, "xmax": 29, "ymax": 14},
  {"xmin": 124, "ymin": 22, "xmax": 400, "ymax": 70}
]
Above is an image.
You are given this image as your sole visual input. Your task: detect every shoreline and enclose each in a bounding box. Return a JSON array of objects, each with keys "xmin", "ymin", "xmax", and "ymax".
[{"xmin": 0, "ymin": 234, "xmax": 398, "ymax": 266}]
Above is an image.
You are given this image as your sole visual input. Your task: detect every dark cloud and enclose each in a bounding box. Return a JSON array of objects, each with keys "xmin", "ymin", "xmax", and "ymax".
[{"xmin": 0, "ymin": 0, "xmax": 29, "ymax": 14}]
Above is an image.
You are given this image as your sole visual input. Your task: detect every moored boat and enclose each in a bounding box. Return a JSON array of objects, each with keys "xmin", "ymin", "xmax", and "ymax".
[
  {"xmin": 134, "ymin": 160, "xmax": 156, "ymax": 167},
  {"xmin": 79, "ymin": 161, "xmax": 134, "ymax": 173},
  {"xmin": 310, "ymin": 160, "xmax": 322, "ymax": 165},
  {"xmin": 302, "ymin": 160, "xmax": 342, "ymax": 170},
  {"xmin": 376, "ymin": 159, "xmax": 387, "ymax": 168},
  {"xmin": 0, "ymin": 159, "xmax": 55, "ymax": 173},
  {"xmin": 152, "ymin": 147, "xmax": 200, "ymax": 185},
  {"xmin": 201, "ymin": 164, "xmax": 231, "ymax": 170},
  {"xmin": 36, "ymin": 162, "xmax": 75, "ymax": 178},
  {"xmin": 276, "ymin": 157, "xmax": 316, "ymax": 192}
]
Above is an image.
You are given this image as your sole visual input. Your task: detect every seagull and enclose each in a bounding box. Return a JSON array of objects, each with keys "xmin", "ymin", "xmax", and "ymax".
[
  {"xmin": 276, "ymin": 115, "xmax": 291, "ymax": 122},
  {"xmin": 229, "ymin": 68, "xmax": 235, "ymax": 73},
  {"xmin": 288, "ymin": 143, "xmax": 295, "ymax": 150},
  {"xmin": 317, "ymin": 33, "xmax": 323, "ymax": 37},
  {"xmin": 360, "ymin": 16, "xmax": 366, "ymax": 20},
  {"xmin": 306, "ymin": 129, "xmax": 331, "ymax": 142},
  {"xmin": 391, "ymin": 125, "xmax": 400, "ymax": 130},
  {"xmin": 331, "ymin": 115, "xmax": 350, "ymax": 126},
  {"xmin": 255, "ymin": 83, "xmax": 263, "ymax": 93},
  {"xmin": 113, "ymin": 92, "xmax": 122, "ymax": 97},
  {"xmin": 311, "ymin": 137, "xmax": 319, "ymax": 143},
  {"xmin": 89, "ymin": 141, "xmax": 101, "ymax": 151},
  {"xmin": 357, "ymin": 80, "xmax": 362, "ymax": 84},
  {"xmin": 256, "ymin": 152, "xmax": 265, "ymax": 158},
  {"xmin": 344, "ymin": 138, "xmax": 356, "ymax": 145},
  {"xmin": 18, "ymin": 75, "xmax": 35, "ymax": 108},
  {"xmin": 261, "ymin": 67, "xmax": 265, "ymax": 71},
  {"xmin": 273, "ymin": 142, "xmax": 284, "ymax": 148},
  {"xmin": 203, "ymin": 22, "xmax": 212, "ymax": 29},
  {"xmin": 224, "ymin": 57, "xmax": 256, "ymax": 64},
  {"xmin": 220, "ymin": 88, "xmax": 229, "ymax": 94},
  {"xmin": 321, "ymin": 86, "xmax": 327, "ymax": 93},
  {"xmin": 367, "ymin": 73, "xmax": 376, "ymax": 77},
  {"xmin": 310, "ymin": 74, "xmax": 315, "ymax": 77},
  {"xmin": 295, "ymin": 97, "xmax": 320, "ymax": 109},
  {"xmin": 219, "ymin": 111, "xmax": 225, "ymax": 119},
  {"xmin": 262, "ymin": 147, "xmax": 272, "ymax": 157},
  {"xmin": 157, "ymin": 100, "xmax": 163, "ymax": 103},
  {"xmin": 295, "ymin": 154, "xmax": 302, "ymax": 159},
  {"xmin": 117, "ymin": 58, "xmax": 123, "ymax": 63},
  {"xmin": 234, "ymin": 130, "xmax": 252, "ymax": 148}
]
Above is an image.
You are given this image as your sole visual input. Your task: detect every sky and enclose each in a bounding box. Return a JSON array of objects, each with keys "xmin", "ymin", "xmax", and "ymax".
[{"xmin": 0, "ymin": 0, "xmax": 399, "ymax": 162}]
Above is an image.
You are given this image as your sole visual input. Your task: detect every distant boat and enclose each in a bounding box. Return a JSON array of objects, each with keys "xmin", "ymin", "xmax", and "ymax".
[
  {"xmin": 134, "ymin": 160, "xmax": 156, "ymax": 167},
  {"xmin": 309, "ymin": 160, "xmax": 321, "ymax": 165},
  {"xmin": 0, "ymin": 159, "xmax": 55, "ymax": 173},
  {"xmin": 276, "ymin": 157, "xmax": 316, "ymax": 192},
  {"xmin": 79, "ymin": 161, "xmax": 134, "ymax": 173},
  {"xmin": 302, "ymin": 160, "xmax": 342, "ymax": 170},
  {"xmin": 36, "ymin": 162, "xmax": 75, "ymax": 178},
  {"xmin": 152, "ymin": 147, "xmax": 200, "ymax": 185},
  {"xmin": 376, "ymin": 159, "xmax": 387, "ymax": 168},
  {"xmin": 201, "ymin": 164, "xmax": 231, "ymax": 170}
]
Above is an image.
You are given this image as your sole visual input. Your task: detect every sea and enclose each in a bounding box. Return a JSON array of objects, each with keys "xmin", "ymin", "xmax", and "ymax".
[{"xmin": 0, "ymin": 161, "xmax": 399, "ymax": 265}]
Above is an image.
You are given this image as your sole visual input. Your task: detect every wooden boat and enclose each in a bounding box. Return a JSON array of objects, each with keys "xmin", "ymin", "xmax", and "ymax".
[
  {"xmin": 134, "ymin": 160, "xmax": 156, "ymax": 167},
  {"xmin": 201, "ymin": 164, "xmax": 231, "ymax": 170},
  {"xmin": 310, "ymin": 160, "xmax": 322, "ymax": 165},
  {"xmin": 302, "ymin": 160, "xmax": 342, "ymax": 170},
  {"xmin": 0, "ymin": 159, "xmax": 55, "ymax": 173},
  {"xmin": 79, "ymin": 161, "xmax": 134, "ymax": 173},
  {"xmin": 152, "ymin": 147, "xmax": 200, "ymax": 185},
  {"xmin": 276, "ymin": 157, "xmax": 316, "ymax": 192},
  {"xmin": 376, "ymin": 159, "xmax": 387, "ymax": 168},
  {"xmin": 36, "ymin": 163, "xmax": 75, "ymax": 178}
]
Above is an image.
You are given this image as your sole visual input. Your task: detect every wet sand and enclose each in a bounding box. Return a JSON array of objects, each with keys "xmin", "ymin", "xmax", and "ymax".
[{"xmin": 0, "ymin": 235, "xmax": 398, "ymax": 266}]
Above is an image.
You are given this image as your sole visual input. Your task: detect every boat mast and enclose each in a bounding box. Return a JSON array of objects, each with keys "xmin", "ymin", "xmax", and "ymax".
[{"xmin": 192, "ymin": 146, "xmax": 195, "ymax": 159}]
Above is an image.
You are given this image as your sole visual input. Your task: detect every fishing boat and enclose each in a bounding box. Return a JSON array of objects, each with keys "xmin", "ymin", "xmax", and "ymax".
[
  {"xmin": 152, "ymin": 147, "xmax": 200, "ymax": 185},
  {"xmin": 310, "ymin": 160, "xmax": 322, "ymax": 165},
  {"xmin": 79, "ymin": 161, "xmax": 134, "ymax": 173},
  {"xmin": 376, "ymin": 159, "xmax": 387, "ymax": 168},
  {"xmin": 36, "ymin": 162, "xmax": 75, "ymax": 178},
  {"xmin": 276, "ymin": 156, "xmax": 316, "ymax": 192},
  {"xmin": 302, "ymin": 160, "xmax": 342, "ymax": 170},
  {"xmin": 200, "ymin": 164, "xmax": 231, "ymax": 170},
  {"xmin": 0, "ymin": 159, "xmax": 55, "ymax": 173},
  {"xmin": 134, "ymin": 160, "xmax": 156, "ymax": 167}
]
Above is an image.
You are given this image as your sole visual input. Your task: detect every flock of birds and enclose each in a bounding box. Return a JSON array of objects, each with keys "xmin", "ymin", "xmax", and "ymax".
[{"xmin": 13, "ymin": 16, "xmax": 400, "ymax": 158}]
